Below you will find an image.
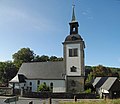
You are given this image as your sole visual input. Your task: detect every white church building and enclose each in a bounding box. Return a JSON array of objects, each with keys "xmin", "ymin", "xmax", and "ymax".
[{"xmin": 10, "ymin": 6, "xmax": 85, "ymax": 93}]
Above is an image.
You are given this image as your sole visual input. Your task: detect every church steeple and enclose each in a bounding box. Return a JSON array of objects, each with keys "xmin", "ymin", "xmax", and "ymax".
[
  {"xmin": 63, "ymin": 2, "xmax": 85, "ymax": 93},
  {"xmin": 71, "ymin": 5, "xmax": 76, "ymax": 22},
  {"xmin": 69, "ymin": 5, "xmax": 79, "ymax": 35}
]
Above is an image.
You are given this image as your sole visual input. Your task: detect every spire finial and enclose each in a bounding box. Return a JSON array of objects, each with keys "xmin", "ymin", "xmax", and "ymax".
[{"xmin": 71, "ymin": 2, "xmax": 76, "ymax": 22}]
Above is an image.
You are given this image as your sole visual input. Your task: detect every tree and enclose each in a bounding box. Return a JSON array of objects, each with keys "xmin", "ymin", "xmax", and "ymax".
[
  {"xmin": 34, "ymin": 55, "xmax": 63, "ymax": 62},
  {"xmin": 50, "ymin": 56, "xmax": 57, "ymax": 61},
  {"xmin": 12, "ymin": 48, "xmax": 35, "ymax": 68},
  {"xmin": 92, "ymin": 65, "xmax": 112, "ymax": 77},
  {"xmin": 34, "ymin": 55, "xmax": 49, "ymax": 62},
  {"xmin": 49, "ymin": 56, "xmax": 63, "ymax": 61},
  {"xmin": 0, "ymin": 61, "xmax": 17, "ymax": 86},
  {"xmin": 86, "ymin": 72, "xmax": 93, "ymax": 83}
]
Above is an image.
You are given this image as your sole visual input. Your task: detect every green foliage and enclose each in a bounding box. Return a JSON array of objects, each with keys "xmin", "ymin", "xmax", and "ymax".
[
  {"xmin": 84, "ymin": 83, "xmax": 95, "ymax": 93},
  {"xmin": 33, "ymin": 55, "xmax": 48, "ymax": 62},
  {"xmin": 92, "ymin": 65, "xmax": 112, "ymax": 77},
  {"xmin": 85, "ymin": 88, "xmax": 91, "ymax": 93},
  {"xmin": 0, "ymin": 61, "xmax": 17, "ymax": 85},
  {"xmin": 34, "ymin": 55, "xmax": 63, "ymax": 62},
  {"xmin": 50, "ymin": 56, "xmax": 57, "ymax": 61},
  {"xmin": 12, "ymin": 48, "xmax": 35, "ymax": 68},
  {"xmin": 85, "ymin": 65, "xmax": 120, "ymax": 85},
  {"xmin": 12, "ymin": 47, "xmax": 63, "ymax": 68},
  {"xmin": 38, "ymin": 83, "xmax": 50, "ymax": 92},
  {"xmin": 86, "ymin": 72, "xmax": 93, "ymax": 83}
]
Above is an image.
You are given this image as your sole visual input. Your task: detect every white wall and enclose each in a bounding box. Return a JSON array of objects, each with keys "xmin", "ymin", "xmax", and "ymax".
[
  {"xmin": 25, "ymin": 79, "xmax": 66, "ymax": 92},
  {"xmin": 66, "ymin": 43, "xmax": 81, "ymax": 76},
  {"xmin": 25, "ymin": 80, "xmax": 37, "ymax": 92}
]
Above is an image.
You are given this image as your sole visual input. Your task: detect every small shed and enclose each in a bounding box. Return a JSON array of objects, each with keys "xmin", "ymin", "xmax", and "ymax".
[
  {"xmin": 92, "ymin": 77, "xmax": 120, "ymax": 98},
  {"xmin": 100, "ymin": 77, "xmax": 120, "ymax": 98}
]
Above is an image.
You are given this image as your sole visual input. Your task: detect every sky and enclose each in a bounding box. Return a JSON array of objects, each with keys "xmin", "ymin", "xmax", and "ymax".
[{"xmin": 0, "ymin": 0, "xmax": 120, "ymax": 68}]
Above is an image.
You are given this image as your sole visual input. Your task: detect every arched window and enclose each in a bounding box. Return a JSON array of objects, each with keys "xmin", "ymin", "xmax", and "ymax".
[
  {"xmin": 43, "ymin": 82, "xmax": 46, "ymax": 85},
  {"xmin": 50, "ymin": 82, "xmax": 53, "ymax": 91},
  {"xmin": 37, "ymin": 80, "xmax": 40, "ymax": 85},
  {"xmin": 30, "ymin": 82, "xmax": 32, "ymax": 86},
  {"xmin": 73, "ymin": 27, "xmax": 75, "ymax": 32}
]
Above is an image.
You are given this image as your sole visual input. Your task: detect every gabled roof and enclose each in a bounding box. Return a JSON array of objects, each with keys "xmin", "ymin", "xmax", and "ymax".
[
  {"xmin": 101, "ymin": 77, "xmax": 117, "ymax": 91},
  {"xmin": 17, "ymin": 61, "xmax": 65, "ymax": 80},
  {"xmin": 9, "ymin": 74, "xmax": 26, "ymax": 83},
  {"xmin": 92, "ymin": 77, "xmax": 108, "ymax": 88},
  {"xmin": 92, "ymin": 77, "xmax": 101, "ymax": 87},
  {"xmin": 92, "ymin": 77, "xmax": 120, "ymax": 92},
  {"xmin": 95, "ymin": 77, "xmax": 108, "ymax": 88}
]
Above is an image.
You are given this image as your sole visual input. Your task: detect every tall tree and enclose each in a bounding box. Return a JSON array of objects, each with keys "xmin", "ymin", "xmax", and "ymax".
[
  {"xmin": 12, "ymin": 48, "xmax": 35, "ymax": 68},
  {"xmin": 0, "ymin": 61, "xmax": 17, "ymax": 86},
  {"xmin": 34, "ymin": 55, "xmax": 49, "ymax": 62},
  {"xmin": 49, "ymin": 56, "xmax": 63, "ymax": 61},
  {"xmin": 49, "ymin": 56, "xmax": 57, "ymax": 61},
  {"xmin": 92, "ymin": 65, "xmax": 112, "ymax": 77}
]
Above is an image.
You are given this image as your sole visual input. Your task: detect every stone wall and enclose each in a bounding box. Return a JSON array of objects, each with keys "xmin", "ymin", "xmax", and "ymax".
[{"xmin": 66, "ymin": 76, "xmax": 85, "ymax": 93}]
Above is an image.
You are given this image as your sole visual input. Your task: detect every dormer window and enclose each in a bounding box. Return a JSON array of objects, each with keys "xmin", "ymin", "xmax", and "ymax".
[{"xmin": 69, "ymin": 48, "xmax": 78, "ymax": 57}]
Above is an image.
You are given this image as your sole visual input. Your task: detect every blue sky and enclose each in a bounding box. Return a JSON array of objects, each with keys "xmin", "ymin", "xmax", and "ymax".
[{"xmin": 0, "ymin": 0, "xmax": 120, "ymax": 68}]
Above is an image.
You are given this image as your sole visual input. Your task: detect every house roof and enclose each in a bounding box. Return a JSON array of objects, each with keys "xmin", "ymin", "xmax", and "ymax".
[
  {"xmin": 9, "ymin": 74, "xmax": 19, "ymax": 83},
  {"xmin": 9, "ymin": 74, "xmax": 26, "ymax": 83},
  {"xmin": 92, "ymin": 77, "xmax": 101, "ymax": 87},
  {"xmin": 17, "ymin": 61, "xmax": 65, "ymax": 80},
  {"xmin": 101, "ymin": 77, "xmax": 117, "ymax": 91},
  {"xmin": 92, "ymin": 77, "xmax": 108, "ymax": 88},
  {"xmin": 65, "ymin": 34, "xmax": 83, "ymax": 42}
]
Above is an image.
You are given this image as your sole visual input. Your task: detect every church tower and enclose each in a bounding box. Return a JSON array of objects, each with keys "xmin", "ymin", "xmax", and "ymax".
[{"xmin": 63, "ymin": 5, "xmax": 85, "ymax": 93}]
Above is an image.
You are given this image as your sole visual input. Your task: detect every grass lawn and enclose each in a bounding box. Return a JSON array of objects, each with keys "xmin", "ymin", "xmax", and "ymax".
[{"xmin": 60, "ymin": 99, "xmax": 120, "ymax": 104}]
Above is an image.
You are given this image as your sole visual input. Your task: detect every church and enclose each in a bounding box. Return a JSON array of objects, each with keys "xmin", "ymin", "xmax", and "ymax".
[{"xmin": 10, "ymin": 6, "xmax": 85, "ymax": 93}]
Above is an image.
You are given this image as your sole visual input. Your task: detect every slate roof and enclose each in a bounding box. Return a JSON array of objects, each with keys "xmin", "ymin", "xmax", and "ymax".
[
  {"xmin": 95, "ymin": 77, "xmax": 108, "ymax": 88},
  {"xmin": 65, "ymin": 34, "xmax": 83, "ymax": 42},
  {"xmin": 101, "ymin": 77, "xmax": 117, "ymax": 91},
  {"xmin": 92, "ymin": 77, "xmax": 108, "ymax": 88},
  {"xmin": 17, "ymin": 61, "xmax": 65, "ymax": 80},
  {"xmin": 92, "ymin": 77, "xmax": 101, "ymax": 87}
]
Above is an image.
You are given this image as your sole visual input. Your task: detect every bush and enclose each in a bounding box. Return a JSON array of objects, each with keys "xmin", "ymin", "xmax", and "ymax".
[
  {"xmin": 85, "ymin": 88, "xmax": 91, "ymax": 93},
  {"xmin": 38, "ymin": 82, "xmax": 50, "ymax": 92}
]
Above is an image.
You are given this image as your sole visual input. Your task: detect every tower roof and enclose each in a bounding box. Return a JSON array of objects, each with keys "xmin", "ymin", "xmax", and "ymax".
[
  {"xmin": 65, "ymin": 34, "xmax": 83, "ymax": 41},
  {"xmin": 71, "ymin": 5, "xmax": 76, "ymax": 22},
  {"xmin": 64, "ymin": 5, "xmax": 83, "ymax": 42}
]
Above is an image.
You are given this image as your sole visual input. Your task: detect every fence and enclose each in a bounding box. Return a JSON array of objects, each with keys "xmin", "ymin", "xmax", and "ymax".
[
  {"xmin": 23, "ymin": 92, "xmax": 97, "ymax": 99},
  {"xmin": 0, "ymin": 87, "xmax": 12, "ymax": 95}
]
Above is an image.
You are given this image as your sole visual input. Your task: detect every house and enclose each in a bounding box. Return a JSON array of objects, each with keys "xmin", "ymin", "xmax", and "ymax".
[
  {"xmin": 9, "ymin": 6, "xmax": 85, "ymax": 94},
  {"xmin": 92, "ymin": 77, "xmax": 120, "ymax": 98},
  {"xmin": 10, "ymin": 62, "xmax": 66, "ymax": 93}
]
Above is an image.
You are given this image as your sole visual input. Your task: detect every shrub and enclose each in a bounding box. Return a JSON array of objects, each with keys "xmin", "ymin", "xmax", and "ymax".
[{"xmin": 38, "ymin": 82, "xmax": 50, "ymax": 92}]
